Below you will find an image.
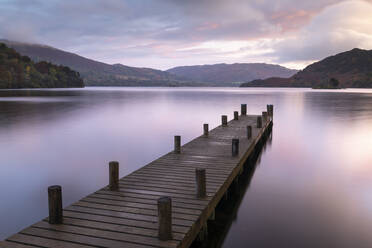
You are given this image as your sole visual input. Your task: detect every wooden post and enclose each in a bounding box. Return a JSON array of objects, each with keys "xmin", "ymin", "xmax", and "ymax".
[
  {"xmin": 48, "ymin": 185, "xmax": 63, "ymax": 224},
  {"xmin": 174, "ymin": 135, "xmax": 181, "ymax": 153},
  {"xmin": 270, "ymin": 105, "xmax": 274, "ymax": 117},
  {"xmin": 267, "ymin": 104, "xmax": 274, "ymax": 117},
  {"xmin": 232, "ymin": 138, "xmax": 239, "ymax": 156},
  {"xmin": 241, "ymin": 104, "xmax": 247, "ymax": 115},
  {"xmin": 208, "ymin": 210, "xmax": 215, "ymax": 221},
  {"xmin": 257, "ymin": 116, "xmax": 262, "ymax": 128},
  {"xmin": 262, "ymin": 111, "xmax": 268, "ymax": 123},
  {"xmin": 222, "ymin": 115, "xmax": 227, "ymax": 126},
  {"xmin": 158, "ymin": 196, "xmax": 172, "ymax": 240},
  {"xmin": 198, "ymin": 224, "xmax": 208, "ymax": 242},
  {"xmin": 195, "ymin": 168, "xmax": 206, "ymax": 198},
  {"xmin": 247, "ymin": 125, "xmax": 252, "ymax": 139},
  {"xmin": 234, "ymin": 111, "xmax": 239, "ymax": 120},
  {"xmin": 109, "ymin": 161, "xmax": 119, "ymax": 191},
  {"xmin": 203, "ymin": 124, "xmax": 209, "ymax": 136}
]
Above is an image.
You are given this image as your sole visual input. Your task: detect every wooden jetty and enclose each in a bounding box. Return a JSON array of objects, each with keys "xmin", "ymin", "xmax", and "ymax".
[{"xmin": 1, "ymin": 104, "xmax": 273, "ymax": 248}]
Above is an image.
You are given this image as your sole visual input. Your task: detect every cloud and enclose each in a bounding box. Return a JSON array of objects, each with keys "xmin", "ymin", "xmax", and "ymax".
[
  {"xmin": 271, "ymin": 0, "xmax": 372, "ymax": 64},
  {"xmin": 0, "ymin": 0, "xmax": 372, "ymax": 69}
]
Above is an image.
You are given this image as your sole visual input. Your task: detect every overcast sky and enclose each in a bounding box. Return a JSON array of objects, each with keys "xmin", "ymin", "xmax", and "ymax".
[{"xmin": 1, "ymin": 0, "xmax": 372, "ymax": 70}]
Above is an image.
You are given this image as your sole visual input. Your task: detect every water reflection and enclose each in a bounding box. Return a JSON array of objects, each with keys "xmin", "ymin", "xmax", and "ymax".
[
  {"xmin": 191, "ymin": 125, "xmax": 270, "ymax": 248},
  {"xmin": 1, "ymin": 87, "xmax": 372, "ymax": 247}
]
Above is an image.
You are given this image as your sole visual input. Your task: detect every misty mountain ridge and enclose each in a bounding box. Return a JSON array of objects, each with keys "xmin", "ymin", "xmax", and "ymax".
[
  {"xmin": 0, "ymin": 39, "xmax": 191, "ymax": 86},
  {"xmin": 167, "ymin": 63, "xmax": 298, "ymax": 84},
  {"xmin": 241, "ymin": 48, "xmax": 372, "ymax": 88},
  {"xmin": 1, "ymin": 39, "xmax": 299, "ymax": 87}
]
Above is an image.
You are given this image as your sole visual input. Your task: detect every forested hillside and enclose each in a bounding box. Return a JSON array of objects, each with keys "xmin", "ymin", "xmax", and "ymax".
[
  {"xmin": 241, "ymin": 48, "xmax": 372, "ymax": 88},
  {"xmin": 0, "ymin": 43, "xmax": 84, "ymax": 89},
  {"xmin": 1, "ymin": 40, "xmax": 191, "ymax": 86}
]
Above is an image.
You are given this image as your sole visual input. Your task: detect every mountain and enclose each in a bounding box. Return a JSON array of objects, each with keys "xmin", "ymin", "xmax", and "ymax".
[
  {"xmin": 0, "ymin": 39, "xmax": 192, "ymax": 86},
  {"xmin": 241, "ymin": 48, "xmax": 372, "ymax": 88},
  {"xmin": 0, "ymin": 43, "xmax": 83, "ymax": 89},
  {"xmin": 167, "ymin": 63, "xmax": 298, "ymax": 85}
]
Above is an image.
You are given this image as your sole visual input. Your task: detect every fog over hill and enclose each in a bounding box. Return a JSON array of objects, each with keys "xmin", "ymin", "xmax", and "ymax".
[
  {"xmin": 0, "ymin": 39, "xmax": 192, "ymax": 86},
  {"xmin": 241, "ymin": 48, "xmax": 372, "ymax": 88},
  {"xmin": 2, "ymin": 39, "xmax": 299, "ymax": 87},
  {"xmin": 167, "ymin": 63, "xmax": 298, "ymax": 85}
]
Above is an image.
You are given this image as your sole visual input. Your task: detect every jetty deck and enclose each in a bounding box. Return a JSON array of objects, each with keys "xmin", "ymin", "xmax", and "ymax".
[{"xmin": 1, "ymin": 105, "xmax": 273, "ymax": 248}]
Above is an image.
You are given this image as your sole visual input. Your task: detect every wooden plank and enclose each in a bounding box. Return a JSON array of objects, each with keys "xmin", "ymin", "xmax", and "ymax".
[
  {"xmin": 20, "ymin": 227, "xmax": 152, "ymax": 248},
  {"xmin": 57, "ymin": 217, "xmax": 185, "ymax": 241},
  {"xmin": 62, "ymin": 211, "xmax": 189, "ymax": 234},
  {"xmin": 33, "ymin": 221, "xmax": 178, "ymax": 248},
  {"xmin": 125, "ymin": 174, "xmax": 222, "ymax": 188},
  {"xmin": 82, "ymin": 196, "xmax": 202, "ymax": 215},
  {"xmin": 72, "ymin": 201, "xmax": 199, "ymax": 221},
  {"xmin": 65, "ymin": 205, "xmax": 194, "ymax": 227},
  {"xmin": 90, "ymin": 193, "xmax": 205, "ymax": 210},
  {"xmin": 0, "ymin": 241, "xmax": 38, "ymax": 248},
  {"xmin": 7, "ymin": 233, "xmax": 94, "ymax": 248}
]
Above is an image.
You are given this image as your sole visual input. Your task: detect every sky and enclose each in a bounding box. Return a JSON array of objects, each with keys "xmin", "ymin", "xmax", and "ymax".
[{"xmin": 1, "ymin": 0, "xmax": 372, "ymax": 70}]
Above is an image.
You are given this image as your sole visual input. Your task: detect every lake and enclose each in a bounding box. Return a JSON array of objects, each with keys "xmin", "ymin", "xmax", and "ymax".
[{"xmin": 1, "ymin": 87, "xmax": 372, "ymax": 247}]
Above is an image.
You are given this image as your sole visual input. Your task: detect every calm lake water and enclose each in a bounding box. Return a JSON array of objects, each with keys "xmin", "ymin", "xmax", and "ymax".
[{"xmin": 1, "ymin": 87, "xmax": 372, "ymax": 247}]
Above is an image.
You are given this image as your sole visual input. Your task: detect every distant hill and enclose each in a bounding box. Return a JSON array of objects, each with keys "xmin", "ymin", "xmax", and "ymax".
[
  {"xmin": 0, "ymin": 43, "xmax": 83, "ymax": 89},
  {"xmin": 0, "ymin": 39, "xmax": 192, "ymax": 86},
  {"xmin": 241, "ymin": 48, "xmax": 372, "ymax": 88},
  {"xmin": 167, "ymin": 63, "xmax": 298, "ymax": 85}
]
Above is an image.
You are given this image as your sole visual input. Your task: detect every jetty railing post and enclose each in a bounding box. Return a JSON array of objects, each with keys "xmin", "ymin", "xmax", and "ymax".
[
  {"xmin": 271, "ymin": 105, "xmax": 274, "ymax": 117},
  {"xmin": 203, "ymin": 124, "xmax": 209, "ymax": 136},
  {"xmin": 234, "ymin": 111, "xmax": 239, "ymax": 120},
  {"xmin": 195, "ymin": 168, "xmax": 206, "ymax": 198},
  {"xmin": 247, "ymin": 125, "xmax": 252, "ymax": 139},
  {"xmin": 109, "ymin": 161, "xmax": 119, "ymax": 191},
  {"xmin": 257, "ymin": 116, "xmax": 262, "ymax": 128},
  {"xmin": 48, "ymin": 185, "xmax": 63, "ymax": 224},
  {"xmin": 222, "ymin": 115, "xmax": 227, "ymax": 126},
  {"xmin": 262, "ymin": 111, "xmax": 268, "ymax": 123},
  {"xmin": 174, "ymin": 135, "xmax": 181, "ymax": 153},
  {"xmin": 267, "ymin": 104, "xmax": 274, "ymax": 117},
  {"xmin": 232, "ymin": 138, "xmax": 239, "ymax": 156},
  {"xmin": 241, "ymin": 104, "xmax": 247, "ymax": 115},
  {"xmin": 158, "ymin": 196, "xmax": 172, "ymax": 240}
]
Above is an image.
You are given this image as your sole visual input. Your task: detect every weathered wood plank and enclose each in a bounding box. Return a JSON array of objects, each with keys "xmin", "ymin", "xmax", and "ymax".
[
  {"xmin": 62, "ymin": 211, "xmax": 189, "ymax": 234},
  {"xmin": 33, "ymin": 221, "xmax": 178, "ymax": 248},
  {"xmin": 7, "ymin": 233, "xmax": 94, "ymax": 248},
  {"xmin": 20, "ymin": 227, "xmax": 152, "ymax": 248}
]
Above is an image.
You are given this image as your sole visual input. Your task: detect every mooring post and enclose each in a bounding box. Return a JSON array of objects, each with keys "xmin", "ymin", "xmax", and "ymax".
[
  {"xmin": 262, "ymin": 111, "xmax": 268, "ymax": 123},
  {"xmin": 241, "ymin": 104, "xmax": 247, "ymax": 115},
  {"xmin": 109, "ymin": 161, "xmax": 119, "ymax": 191},
  {"xmin": 222, "ymin": 115, "xmax": 228, "ymax": 126},
  {"xmin": 270, "ymin": 105, "xmax": 274, "ymax": 117},
  {"xmin": 234, "ymin": 111, "xmax": 239, "ymax": 120},
  {"xmin": 203, "ymin": 124, "xmax": 209, "ymax": 136},
  {"xmin": 198, "ymin": 224, "xmax": 208, "ymax": 242},
  {"xmin": 247, "ymin": 125, "xmax": 252, "ymax": 139},
  {"xmin": 232, "ymin": 138, "xmax": 239, "ymax": 156},
  {"xmin": 267, "ymin": 104, "xmax": 274, "ymax": 117},
  {"xmin": 158, "ymin": 196, "xmax": 172, "ymax": 240},
  {"xmin": 195, "ymin": 168, "xmax": 206, "ymax": 198},
  {"xmin": 208, "ymin": 210, "xmax": 215, "ymax": 221},
  {"xmin": 174, "ymin": 135, "xmax": 181, "ymax": 153},
  {"xmin": 48, "ymin": 185, "xmax": 63, "ymax": 224},
  {"xmin": 257, "ymin": 116, "xmax": 262, "ymax": 128}
]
